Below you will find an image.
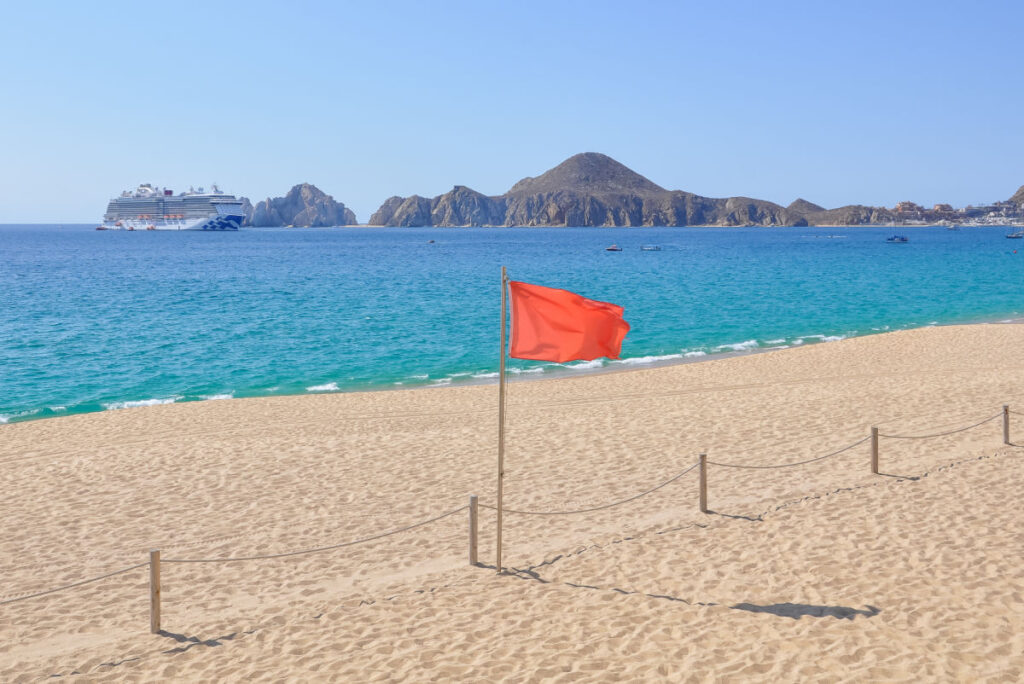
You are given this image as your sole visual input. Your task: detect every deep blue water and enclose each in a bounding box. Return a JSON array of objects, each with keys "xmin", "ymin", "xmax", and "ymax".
[{"xmin": 2, "ymin": 224, "xmax": 1023, "ymax": 423}]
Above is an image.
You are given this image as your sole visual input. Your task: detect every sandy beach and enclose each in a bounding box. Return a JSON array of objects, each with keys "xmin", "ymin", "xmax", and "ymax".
[{"xmin": 1, "ymin": 323, "xmax": 1022, "ymax": 682}]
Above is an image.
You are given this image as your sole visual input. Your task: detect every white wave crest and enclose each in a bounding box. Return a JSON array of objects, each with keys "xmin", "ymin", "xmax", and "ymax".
[
  {"xmin": 822, "ymin": 335, "xmax": 846, "ymax": 342},
  {"xmin": 614, "ymin": 353, "xmax": 685, "ymax": 366},
  {"xmin": 104, "ymin": 397, "xmax": 180, "ymax": 410},
  {"xmin": 306, "ymin": 382, "xmax": 339, "ymax": 392},
  {"xmin": 765, "ymin": 338, "xmax": 786, "ymax": 345},
  {"xmin": 0, "ymin": 409, "xmax": 40, "ymax": 422},
  {"xmin": 684, "ymin": 351, "xmax": 707, "ymax": 358},
  {"xmin": 472, "ymin": 371, "xmax": 499, "ymax": 379},
  {"xmin": 715, "ymin": 340, "xmax": 759, "ymax": 352},
  {"xmin": 565, "ymin": 359, "xmax": 605, "ymax": 371},
  {"xmin": 202, "ymin": 393, "xmax": 234, "ymax": 401}
]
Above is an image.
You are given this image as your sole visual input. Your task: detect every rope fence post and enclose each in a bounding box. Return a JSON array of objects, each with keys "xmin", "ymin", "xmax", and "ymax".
[
  {"xmin": 149, "ymin": 549, "xmax": 161, "ymax": 634},
  {"xmin": 469, "ymin": 495, "xmax": 478, "ymax": 566},
  {"xmin": 1003, "ymin": 405, "xmax": 1010, "ymax": 445},
  {"xmin": 871, "ymin": 427, "xmax": 879, "ymax": 474},
  {"xmin": 699, "ymin": 453, "xmax": 708, "ymax": 513}
]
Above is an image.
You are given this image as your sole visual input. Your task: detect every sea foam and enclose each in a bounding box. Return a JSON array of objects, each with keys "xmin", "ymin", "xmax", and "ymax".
[
  {"xmin": 104, "ymin": 397, "xmax": 181, "ymax": 410},
  {"xmin": 715, "ymin": 340, "xmax": 759, "ymax": 352},
  {"xmin": 305, "ymin": 382, "xmax": 339, "ymax": 392},
  {"xmin": 614, "ymin": 353, "xmax": 685, "ymax": 366}
]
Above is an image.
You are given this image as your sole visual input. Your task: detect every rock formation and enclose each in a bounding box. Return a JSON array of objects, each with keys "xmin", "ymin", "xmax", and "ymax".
[
  {"xmin": 1009, "ymin": 185, "xmax": 1024, "ymax": 206},
  {"xmin": 787, "ymin": 203, "xmax": 895, "ymax": 226},
  {"xmin": 243, "ymin": 184, "xmax": 356, "ymax": 227},
  {"xmin": 787, "ymin": 198, "xmax": 825, "ymax": 214},
  {"xmin": 369, "ymin": 153, "xmax": 806, "ymax": 227}
]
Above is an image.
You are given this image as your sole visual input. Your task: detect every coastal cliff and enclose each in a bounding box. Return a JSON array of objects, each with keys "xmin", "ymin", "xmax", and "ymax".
[
  {"xmin": 243, "ymin": 184, "xmax": 356, "ymax": 227},
  {"xmin": 368, "ymin": 153, "xmax": 805, "ymax": 227},
  {"xmin": 367, "ymin": 153, "xmax": 1024, "ymax": 228}
]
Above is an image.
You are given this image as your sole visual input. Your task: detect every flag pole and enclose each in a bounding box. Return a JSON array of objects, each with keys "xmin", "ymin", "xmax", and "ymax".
[{"xmin": 496, "ymin": 266, "xmax": 508, "ymax": 573}]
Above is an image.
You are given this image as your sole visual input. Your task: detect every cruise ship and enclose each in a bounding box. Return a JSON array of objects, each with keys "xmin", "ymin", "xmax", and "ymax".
[{"xmin": 98, "ymin": 184, "xmax": 245, "ymax": 231}]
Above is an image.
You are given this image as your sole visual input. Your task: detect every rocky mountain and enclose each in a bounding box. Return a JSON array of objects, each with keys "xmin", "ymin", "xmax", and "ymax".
[
  {"xmin": 369, "ymin": 153, "xmax": 806, "ymax": 227},
  {"xmin": 787, "ymin": 198, "xmax": 825, "ymax": 214},
  {"xmin": 1009, "ymin": 185, "xmax": 1024, "ymax": 206},
  {"xmin": 787, "ymin": 203, "xmax": 895, "ymax": 226},
  {"xmin": 243, "ymin": 183, "xmax": 356, "ymax": 227}
]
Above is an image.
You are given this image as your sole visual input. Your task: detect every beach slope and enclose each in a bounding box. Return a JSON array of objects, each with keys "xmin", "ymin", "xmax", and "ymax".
[{"xmin": 1, "ymin": 324, "xmax": 1022, "ymax": 681}]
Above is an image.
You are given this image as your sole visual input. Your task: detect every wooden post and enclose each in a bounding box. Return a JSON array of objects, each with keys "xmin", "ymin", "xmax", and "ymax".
[
  {"xmin": 469, "ymin": 494, "xmax": 479, "ymax": 566},
  {"xmin": 1003, "ymin": 405, "xmax": 1010, "ymax": 445},
  {"xmin": 699, "ymin": 453, "xmax": 708, "ymax": 514},
  {"xmin": 149, "ymin": 549, "xmax": 161, "ymax": 634},
  {"xmin": 496, "ymin": 266, "xmax": 509, "ymax": 574},
  {"xmin": 871, "ymin": 427, "xmax": 879, "ymax": 474}
]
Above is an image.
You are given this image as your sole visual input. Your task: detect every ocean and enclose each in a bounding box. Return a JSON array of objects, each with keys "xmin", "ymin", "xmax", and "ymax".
[{"xmin": 1, "ymin": 224, "xmax": 1021, "ymax": 424}]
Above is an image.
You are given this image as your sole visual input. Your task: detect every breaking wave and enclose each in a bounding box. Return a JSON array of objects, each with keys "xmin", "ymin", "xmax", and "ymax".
[
  {"xmin": 103, "ymin": 396, "xmax": 181, "ymax": 410},
  {"xmin": 305, "ymin": 382, "xmax": 339, "ymax": 392}
]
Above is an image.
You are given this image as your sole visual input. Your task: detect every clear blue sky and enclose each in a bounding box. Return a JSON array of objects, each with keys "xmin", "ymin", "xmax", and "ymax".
[{"xmin": 1, "ymin": 0, "xmax": 1022, "ymax": 222}]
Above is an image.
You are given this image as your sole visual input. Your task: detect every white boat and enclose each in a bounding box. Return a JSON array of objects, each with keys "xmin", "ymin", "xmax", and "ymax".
[{"xmin": 99, "ymin": 184, "xmax": 244, "ymax": 231}]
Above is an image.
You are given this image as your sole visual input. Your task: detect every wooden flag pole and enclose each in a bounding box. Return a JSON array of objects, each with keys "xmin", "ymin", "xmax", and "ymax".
[{"xmin": 496, "ymin": 266, "xmax": 509, "ymax": 573}]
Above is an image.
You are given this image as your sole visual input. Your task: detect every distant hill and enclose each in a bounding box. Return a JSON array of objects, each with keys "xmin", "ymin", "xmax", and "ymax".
[
  {"xmin": 243, "ymin": 184, "xmax": 356, "ymax": 227},
  {"xmin": 787, "ymin": 198, "xmax": 825, "ymax": 214},
  {"xmin": 507, "ymin": 152, "xmax": 665, "ymax": 196},
  {"xmin": 369, "ymin": 153, "xmax": 804, "ymax": 227},
  {"xmin": 786, "ymin": 202, "xmax": 895, "ymax": 226},
  {"xmin": 1010, "ymin": 185, "xmax": 1024, "ymax": 206}
]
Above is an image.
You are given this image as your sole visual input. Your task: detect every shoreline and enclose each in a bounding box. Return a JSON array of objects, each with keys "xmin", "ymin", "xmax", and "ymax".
[
  {"xmin": 4, "ymin": 314, "xmax": 1024, "ymax": 427},
  {"xmin": 2, "ymin": 321, "xmax": 1023, "ymax": 680}
]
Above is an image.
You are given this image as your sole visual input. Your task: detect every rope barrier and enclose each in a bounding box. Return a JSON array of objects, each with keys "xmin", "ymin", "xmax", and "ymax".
[
  {"xmin": 480, "ymin": 461, "xmax": 700, "ymax": 516},
  {"xmin": 707, "ymin": 435, "xmax": 871, "ymax": 470},
  {"xmin": 0, "ymin": 405, "xmax": 1012, "ymax": 608},
  {"xmin": 878, "ymin": 413, "xmax": 1001, "ymax": 440},
  {"xmin": 162, "ymin": 505, "xmax": 468, "ymax": 564},
  {"xmin": 0, "ymin": 562, "xmax": 148, "ymax": 606}
]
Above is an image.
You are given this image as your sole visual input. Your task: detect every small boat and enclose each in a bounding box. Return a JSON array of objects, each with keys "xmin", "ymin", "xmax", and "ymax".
[
  {"xmin": 946, "ymin": 224, "xmax": 961, "ymax": 231},
  {"xmin": 886, "ymin": 235, "xmax": 909, "ymax": 243},
  {"xmin": 1006, "ymin": 231, "xmax": 1024, "ymax": 239},
  {"xmin": 640, "ymin": 245, "xmax": 661, "ymax": 251},
  {"xmin": 605, "ymin": 244, "xmax": 623, "ymax": 251}
]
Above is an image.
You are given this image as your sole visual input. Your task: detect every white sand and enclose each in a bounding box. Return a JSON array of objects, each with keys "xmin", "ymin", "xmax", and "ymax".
[{"xmin": 0, "ymin": 324, "xmax": 1022, "ymax": 681}]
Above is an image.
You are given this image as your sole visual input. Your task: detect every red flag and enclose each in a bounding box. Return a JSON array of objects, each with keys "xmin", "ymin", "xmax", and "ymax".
[{"xmin": 508, "ymin": 281, "xmax": 630, "ymax": 362}]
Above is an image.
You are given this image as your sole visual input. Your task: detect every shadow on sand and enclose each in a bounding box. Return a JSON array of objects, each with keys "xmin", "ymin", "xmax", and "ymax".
[{"xmin": 730, "ymin": 602, "xmax": 881, "ymax": 620}]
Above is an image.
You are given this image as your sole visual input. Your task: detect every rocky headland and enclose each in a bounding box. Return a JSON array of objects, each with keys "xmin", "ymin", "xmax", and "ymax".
[
  {"xmin": 367, "ymin": 153, "xmax": 1024, "ymax": 227},
  {"xmin": 242, "ymin": 184, "xmax": 356, "ymax": 227},
  {"xmin": 369, "ymin": 153, "xmax": 806, "ymax": 227},
  {"xmin": 237, "ymin": 158, "xmax": 1024, "ymax": 228}
]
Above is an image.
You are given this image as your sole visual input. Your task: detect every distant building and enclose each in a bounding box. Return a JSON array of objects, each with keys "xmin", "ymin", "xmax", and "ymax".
[
  {"xmin": 933, "ymin": 203, "xmax": 954, "ymax": 212},
  {"xmin": 895, "ymin": 201, "xmax": 924, "ymax": 213}
]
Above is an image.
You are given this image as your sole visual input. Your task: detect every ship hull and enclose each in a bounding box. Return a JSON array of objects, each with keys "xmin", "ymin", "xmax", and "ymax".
[{"xmin": 101, "ymin": 215, "xmax": 243, "ymax": 231}]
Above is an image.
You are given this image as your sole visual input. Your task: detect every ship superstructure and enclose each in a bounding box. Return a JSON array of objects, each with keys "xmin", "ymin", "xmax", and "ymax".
[{"xmin": 99, "ymin": 184, "xmax": 244, "ymax": 231}]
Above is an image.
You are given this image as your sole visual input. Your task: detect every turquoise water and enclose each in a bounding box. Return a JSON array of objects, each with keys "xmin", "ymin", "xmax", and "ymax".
[{"xmin": 2, "ymin": 224, "xmax": 1022, "ymax": 423}]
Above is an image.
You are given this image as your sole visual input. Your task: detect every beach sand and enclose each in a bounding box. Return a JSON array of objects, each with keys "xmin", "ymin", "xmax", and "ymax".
[{"xmin": 1, "ymin": 324, "xmax": 1022, "ymax": 682}]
